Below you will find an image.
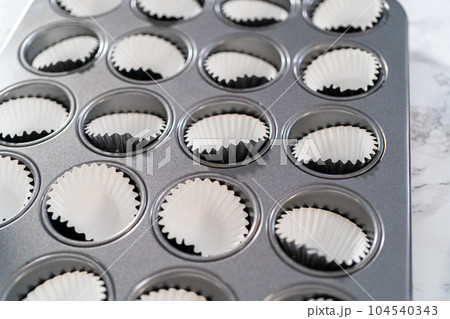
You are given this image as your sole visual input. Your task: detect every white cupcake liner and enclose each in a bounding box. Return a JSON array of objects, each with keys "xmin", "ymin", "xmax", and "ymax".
[
  {"xmin": 221, "ymin": 0, "xmax": 289, "ymax": 26},
  {"xmin": 185, "ymin": 113, "xmax": 269, "ymax": 163},
  {"xmin": 111, "ymin": 34, "xmax": 186, "ymax": 81},
  {"xmin": 23, "ymin": 271, "xmax": 107, "ymax": 301},
  {"xmin": 0, "ymin": 156, "xmax": 34, "ymax": 222},
  {"xmin": 0, "ymin": 97, "xmax": 68, "ymax": 142},
  {"xmin": 312, "ymin": 0, "xmax": 385, "ymax": 32},
  {"xmin": 302, "ymin": 48, "xmax": 381, "ymax": 95},
  {"xmin": 275, "ymin": 208, "xmax": 370, "ymax": 269},
  {"xmin": 32, "ymin": 35, "xmax": 99, "ymax": 72},
  {"xmin": 292, "ymin": 125, "xmax": 378, "ymax": 174},
  {"xmin": 308, "ymin": 297, "xmax": 335, "ymax": 301},
  {"xmin": 46, "ymin": 163, "xmax": 140, "ymax": 242},
  {"xmin": 85, "ymin": 112, "xmax": 166, "ymax": 153},
  {"xmin": 204, "ymin": 51, "xmax": 278, "ymax": 89},
  {"xmin": 140, "ymin": 288, "xmax": 206, "ymax": 301},
  {"xmin": 136, "ymin": 0, "xmax": 202, "ymax": 21},
  {"xmin": 158, "ymin": 178, "xmax": 249, "ymax": 257},
  {"xmin": 57, "ymin": 0, "xmax": 122, "ymax": 17}
]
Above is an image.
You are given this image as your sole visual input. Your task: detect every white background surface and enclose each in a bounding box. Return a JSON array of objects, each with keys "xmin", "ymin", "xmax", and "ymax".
[
  {"xmin": 0, "ymin": 0, "xmax": 449, "ymax": 301},
  {"xmin": 402, "ymin": 0, "xmax": 450, "ymax": 301}
]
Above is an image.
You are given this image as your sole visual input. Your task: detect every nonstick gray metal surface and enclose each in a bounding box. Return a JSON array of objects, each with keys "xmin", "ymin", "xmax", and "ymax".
[{"xmin": 0, "ymin": 0, "xmax": 410, "ymax": 300}]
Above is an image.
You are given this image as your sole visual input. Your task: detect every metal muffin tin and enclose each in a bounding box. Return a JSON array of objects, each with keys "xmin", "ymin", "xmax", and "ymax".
[{"xmin": 0, "ymin": 0, "xmax": 410, "ymax": 300}]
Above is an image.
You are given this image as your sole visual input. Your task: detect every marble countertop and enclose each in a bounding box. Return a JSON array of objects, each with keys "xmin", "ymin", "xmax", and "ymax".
[
  {"xmin": 0, "ymin": 0, "xmax": 449, "ymax": 301},
  {"xmin": 398, "ymin": 0, "xmax": 450, "ymax": 301}
]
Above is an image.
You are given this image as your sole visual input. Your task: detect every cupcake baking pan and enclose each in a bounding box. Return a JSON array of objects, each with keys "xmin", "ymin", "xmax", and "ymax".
[{"xmin": 0, "ymin": 0, "xmax": 410, "ymax": 301}]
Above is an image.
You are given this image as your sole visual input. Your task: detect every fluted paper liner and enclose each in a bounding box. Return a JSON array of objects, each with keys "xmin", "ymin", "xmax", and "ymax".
[
  {"xmin": 204, "ymin": 51, "xmax": 278, "ymax": 89},
  {"xmin": 140, "ymin": 288, "xmax": 206, "ymax": 301},
  {"xmin": 292, "ymin": 126, "xmax": 378, "ymax": 175},
  {"xmin": 185, "ymin": 113, "xmax": 269, "ymax": 164},
  {"xmin": 111, "ymin": 34, "xmax": 186, "ymax": 81},
  {"xmin": 46, "ymin": 163, "xmax": 140, "ymax": 242},
  {"xmin": 23, "ymin": 271, "xmax": 107, "ymax": 301},
  {"xmin": 136, "ymin": 0, "xmax": 202, "ymax": 21},
  {"xmin": 221, "ymin": 0, "xmax": 288, "ymax": 26},
  {"xmin": 158, "ymin": 178, "xmax": 249, "ymax": 257},
  {"xmin": 308, "ymin": 297, "xmax": 335, "ymax": 301},
  {"xmin": 312, "ymin": 0, "xmax": 384, "ymax": 32},
  {"xmin": 0, "ymin": 97, "xmax": 68, "ymax": 143},
  {"xmin": 57, "ymin": 0, "xmax": 122, "ymax": 17},
  {"xmin": 302, "ymin": 48, "xmax": 381, "ymax": 96},
  {"xmin": 0, "ymin": 156, "xmax": 34, "ymax": 222},
  {"xmin": 85, "ymin": 112, "xmax": 166, "ymax": 153},
  {"xmin": 275, "ymin": 207, "xmax": 370, "ymax": 270},
  {"xmin": 32, "ymin": 35, "xmax": 99, "ymax": 72}
]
